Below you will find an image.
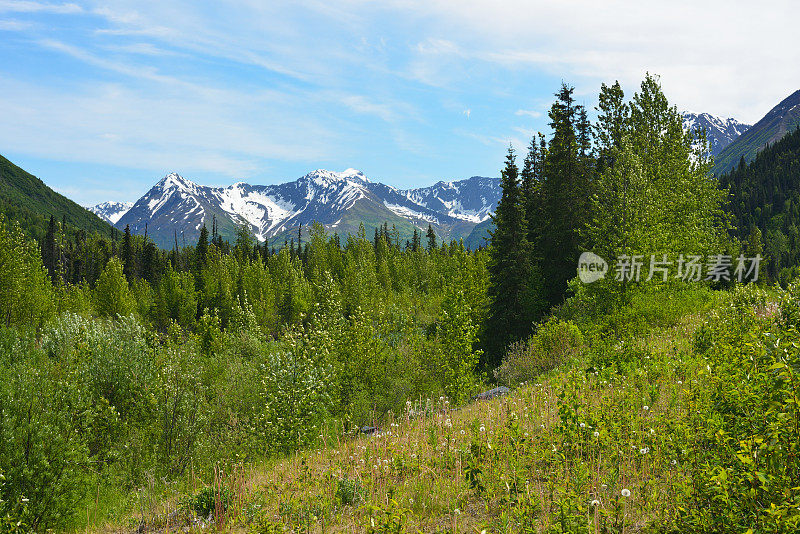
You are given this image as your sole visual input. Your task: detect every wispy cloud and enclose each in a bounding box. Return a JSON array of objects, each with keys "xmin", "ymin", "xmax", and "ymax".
[
  {"xmin": 0, "ymin": 18, "xmax": 31, "ymax": 30},
  {"xmin": 515, "ymin": 109, "xmax": 541, "ymax": 119},
  {"xmin": 0, "ymin": 0, "xmax": 82, "ymax": 14}
]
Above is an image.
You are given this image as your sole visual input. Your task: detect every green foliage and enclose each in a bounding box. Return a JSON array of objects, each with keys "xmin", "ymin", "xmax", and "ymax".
[
  {"xmin": 0, "ymin": 217, "xmax": 53, "ymax": 329},
  {"xmin": 0, "ymin": 154, "xmax": 110, "ymax": 242},
  {"xmin": 335, "ymin": 477, "xmax": 365, "ymax": 507},
  {"xmin": 0, "ymin": 345, "xmax": 93, "ymax": 531},
  {"xmin": 435, "ymin": 285, "xmax": 482, "ymax": 404},
  {"xmin": 585, "ymin": 74, "xmax": 729, "ymax": 303},
  {"xmin": 182, "ymin": 486, "xmax": 231, "ymax": 519},
  {"xmin": 485, "ymin": 147, "xmax": 539, "ymax": 364},
  {"xmin": 256, "ymin": 332, "xmax": 333, "ymax": 454},
  {"xmin": 495, "ymin": 318, "xmax": 583, "ymax": 386},
  {"xmin": 94, "ymin": 257, "xmax": 136, "ymax": 317},
  {"xmin": 674, "ymin": 284, "xmax": 800, "ymax": 531},
  {"xmin": 721, "ymin": 126, "xmax": 800, "ymax": 282}
]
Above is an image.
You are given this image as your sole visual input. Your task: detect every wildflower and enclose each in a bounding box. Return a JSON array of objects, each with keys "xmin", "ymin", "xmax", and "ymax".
[
  {"xmin": 454, "ymin": 508, "xmax": 461, "ymax": 515},
  {"xmin": 643, "ymin": 405, "xmax": 649, "ymax": 411},
  {"xmin": 460, "ymin": 429, "xmax": 465, "ymax": 435},
  {"xmin": 593, "ymin": 431, "xmax": 600, "ymax": 438},
  {"xmin": 590, "ymin": 499, "xmax": 600, "ymax": 507},
  {"xmin": 579, "ymin": 422, "xmax": 585, "ymax": 428},
  {"xmin": 621, "ymin": 488, "xmax": 631, "ymax": 497},
  {"xmin": 480, "ymin": 425, "xmax": 485, "ymax": 432},
  {"xmin": 640, "ymin": 447, "xmax": 649, "ymax": 454}
]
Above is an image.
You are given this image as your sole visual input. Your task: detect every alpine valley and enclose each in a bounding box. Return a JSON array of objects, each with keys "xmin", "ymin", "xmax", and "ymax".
[{"xmin": 92, "ymin": 170, "xmax": 502, "ymax": 249}]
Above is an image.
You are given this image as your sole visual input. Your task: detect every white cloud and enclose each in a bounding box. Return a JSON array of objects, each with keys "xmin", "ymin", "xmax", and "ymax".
[
  {"xmin": 0, "ymin": 0, "xmax": 82, "ymax": 14},
  {"xmin": 0, "ymin": 18, "xmax": 30, "ymax": 30},
  {"xmin": 386, "ymin": 0, "xmax": 800, "ymax": 122},
  {"xmin": 515, "ymin": 109, "xmax": 541, "ymax": 119}
]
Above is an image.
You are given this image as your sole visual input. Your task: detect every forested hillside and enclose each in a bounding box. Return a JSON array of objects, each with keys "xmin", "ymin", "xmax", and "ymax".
[
  {"xmin": 0, "ymin": 154, "xmax": 111, "ymax": 241},
  {"xmin": 721, "ymin": 126, "xmax": 800, "ymax": 283},
  {"xmin": 713, "ymin": 89, "xmax": 800, "ymax": 176},
  {"xmin": 0, "ymin": 75, "xmax": 797, "ymax": 533}
]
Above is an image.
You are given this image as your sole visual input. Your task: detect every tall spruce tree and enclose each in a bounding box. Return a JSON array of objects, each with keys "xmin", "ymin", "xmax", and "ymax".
[
  {"xmin": 426, "ymin": 224, "xmax": 437, "ymax": 251},
  {"xmin": 540, "ymin": 83, "xmax": 592, "ymax": 305},
  {"xmin": 196, "ymin": 224, "xmax": 209, "ymax": 271},
  {"xmin": 122, "ymin": 224, "xmax": 134, "ymax": 282},
  {"xmin": 485, "ymin": 147, "xmax": 535, "ymax": 366}
]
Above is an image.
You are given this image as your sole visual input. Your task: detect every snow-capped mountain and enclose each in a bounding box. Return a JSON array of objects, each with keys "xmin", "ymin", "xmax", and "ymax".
[
  {"xmin": 110, "ymin": 170, "xmax": 501, "ymax": 248},
  {"xmin": 87, "ymin": 201, "xmax": 133, "ymax": 224},
  {"xmin": 682, "ymin": 112, "xmax": 751, "ymax": 158}
]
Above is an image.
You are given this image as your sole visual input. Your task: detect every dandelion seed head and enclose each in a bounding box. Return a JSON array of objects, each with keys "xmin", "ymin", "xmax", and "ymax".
[{"xmin": 621, "ymin": 488, "xmax": 631, "ymax": 497}]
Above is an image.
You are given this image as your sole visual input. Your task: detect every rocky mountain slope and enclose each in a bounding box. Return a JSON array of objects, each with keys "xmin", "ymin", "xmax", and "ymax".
[{"xmin": 103, "ymin": 170, "xmax": 500, "ymax": 248}]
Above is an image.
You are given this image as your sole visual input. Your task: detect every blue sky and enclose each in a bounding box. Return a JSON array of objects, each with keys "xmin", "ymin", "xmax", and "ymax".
[{"xmin": 1, "ymin": 0, "xmax": 798, "ymax": 206}]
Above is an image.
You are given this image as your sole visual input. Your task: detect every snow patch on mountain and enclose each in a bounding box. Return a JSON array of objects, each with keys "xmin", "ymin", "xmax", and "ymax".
[
  {"xmin": 682, "ymin": 112, "xmax": 751, "ymax": 157},
  {"xmin": 108, "ymin": 169, "xmax": 502, "ymax": 248},
  {"xmin": 87, "ymin": 201, "xmax": 133, "ymax": 224}
]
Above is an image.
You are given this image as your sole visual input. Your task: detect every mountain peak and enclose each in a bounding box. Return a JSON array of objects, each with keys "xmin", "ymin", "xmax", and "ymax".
[
  {"xmin": 713, "ymin": 89, "xmax": 800, "ymax": 175},
  {"xmin": 303, "ymin": 168, "xmax": 369, "ymax": 184},
  {"xmin": 157, "ymin": 172, "xmax": 197, "ymax": 191},
  {"xmin": 88, "ymin": 201, "xmax": 133, "ymax": 224},
  {"xmin": 682, "ymin": 111, "xmax": 751, "ymax": 158}
]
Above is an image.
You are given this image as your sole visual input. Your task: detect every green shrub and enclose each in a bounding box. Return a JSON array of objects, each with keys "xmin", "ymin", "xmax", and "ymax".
[
  {"xmin": 494, "ymin": 319, "xmax": 583, "ymax": 386},
  {"xmin": 335, "ymin": 477, "xmax": 365, "ymax": 506},
  {"xmin": 0, "ymin": 354, "xmax": 93, "ymax": 531},
  {"xmin": 675, "ymin": 284, "xmax": 800, "ymax": 531},
  {"xmin": 182, "ymin": 486, "xmax": 231, "ymax": 519}
]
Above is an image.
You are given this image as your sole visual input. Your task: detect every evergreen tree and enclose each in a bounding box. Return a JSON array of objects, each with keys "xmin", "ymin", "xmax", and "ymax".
[
  {"xmin": 539, "ymin": 83, "xmax": 591, "ymax": 305},
  {"xmin": 426, "ymin": 224, "xmax": 437, "ymax": 251},
  {"xmin": 141, "ymin": 239, "xmax": 159, "ymax": 284},
  {"xmin": 196, "ymin": 224, "xmax": 209, "ymax": 271},
  {"xmin": 485, "ymin": 147, "xmax": 536, "ymax": 365},
  {"xmin": 122, "ymin": 224, "xmax": 134, "ymax": 282},
  {"xmin": 594, "ymin": 81, "xmax": 629, "ymax": 173},
  {"xmin": 412, "ymin": 227, "xmax": 421, "ymax": 252}
]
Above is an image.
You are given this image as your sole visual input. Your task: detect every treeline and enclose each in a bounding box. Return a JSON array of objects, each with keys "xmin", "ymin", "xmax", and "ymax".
[{"xmin": 720, "ymin": 125, "xmax": 800, "ymax": 283}]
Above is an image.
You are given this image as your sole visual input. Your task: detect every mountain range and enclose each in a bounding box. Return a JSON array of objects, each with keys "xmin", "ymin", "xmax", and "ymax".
[
  {"xmin": 93, "ymin": 170, "xmax": 501, "ymax": 249},
  {"xmin": 681, "ymin": 112, "xmax": 751, "ymax": 158},
  {"xmin": 89, "ymin": 110, "xmax": 757, "ymax": 251}
]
